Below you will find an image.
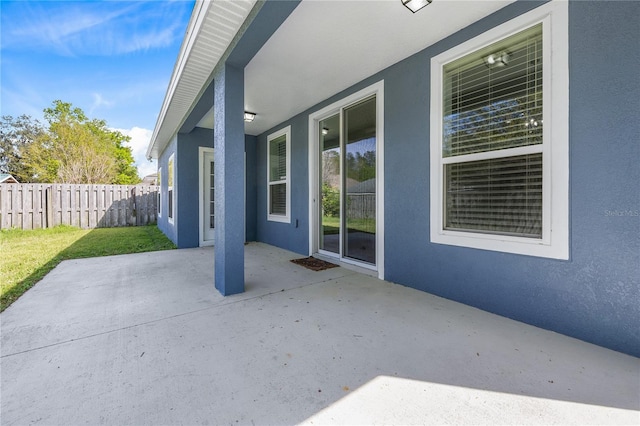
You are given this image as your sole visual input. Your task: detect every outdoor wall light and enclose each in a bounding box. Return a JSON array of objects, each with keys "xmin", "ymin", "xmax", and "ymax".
[
  {"xmin": 244, "ymin": 111, "xmax": 256, "ymax": 122},
  {"xmin": 484, "ymin": 52, "xmax": 510, "ymax": 68},
  {"xmin": 401, "ymin": 0, "xmax": 432, "ymax": 13}
]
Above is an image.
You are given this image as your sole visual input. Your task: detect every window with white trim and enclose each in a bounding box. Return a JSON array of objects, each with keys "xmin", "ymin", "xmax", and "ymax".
[
  {"xmin": 157, "ymin": 167, "xmax": 162, "ymax": 217},
  {"xmin": 168, "ymin": 154, "xmax": 175, "ymax": 223},
  {"xmin": 430, "ymin": 1, "xmax": 568, "ymax": 259},
  {"xmin": 267, "ymin": 126, "xmax": 291, "ymax": 223}
]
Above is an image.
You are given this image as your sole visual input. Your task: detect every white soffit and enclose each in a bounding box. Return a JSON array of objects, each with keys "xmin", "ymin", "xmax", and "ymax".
[
  {"xmin": 244, "ymin": 0, "xmax": 516, "ymax": 136},
  {"xmin": 196, "ymin": 108, "xmax": 215, "ymax": 129},
  {"xmin": 147, "ymin": 0, "xmax": 256, "ymax": 159}
]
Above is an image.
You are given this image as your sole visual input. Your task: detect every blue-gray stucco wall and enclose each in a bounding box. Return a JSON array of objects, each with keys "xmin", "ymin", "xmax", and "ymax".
[
  {"xmin": 157, "ymin": 128, "xmax": 214, "ymax": 248},
  {"xmin": 156, "ymin": 1, "xmax": 297, "ymax": 249},
  {"xmin": 176, "ymin": 128, "xmax": 214, "ymax": 248},
  {"xmin": 255, "ymin": 0, "xmax": 640, "ymax": 356},
  {"xmin": 256, "ymin": 121, "xmax": 309, "ymax": 254},
  {"xmin": 245, "ymin": 134, "xmax": 258, "ymax": 242},
  {"xmin": 157, "ymin": 130, "xmax": 257, "ymax": 247}
]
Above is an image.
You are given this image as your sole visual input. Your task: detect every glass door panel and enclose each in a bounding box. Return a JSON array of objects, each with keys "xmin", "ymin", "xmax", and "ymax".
[
  {"xmin": 319, "ymin": 114, "xmax": 340, "ymax": 254},
  {"xmin": 344, "ymin": 97, "xmax": 376, "ymax": 264}
]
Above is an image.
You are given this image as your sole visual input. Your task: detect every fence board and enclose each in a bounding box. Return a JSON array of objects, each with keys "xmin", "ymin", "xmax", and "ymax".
[
  {"xmin": 0, "ymin": 185, "xmax": 6, "ymax": 228},
  {"xmin": 12, "ymin": 185, "xmax": 22, "ymax": 229},
  {"xmin": 0, "ymin": 184, "xmax": 158, "ymax": 230},
  {"xmin": 46, "ymin": 187, "xmax": 53, "ymax": 228},
  {"xmin": 33, "ymin": 185, "xmax": 42, "ymax": 229},
  {"xmin": 23, "ymin": 185, "xmax": 32, "ymax": 229}
]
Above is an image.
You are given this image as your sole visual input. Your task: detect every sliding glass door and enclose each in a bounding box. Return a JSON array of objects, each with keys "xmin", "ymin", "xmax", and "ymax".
[{"xmin": 318, "ymin": 96, "xmax": 377, "ymax": 265}]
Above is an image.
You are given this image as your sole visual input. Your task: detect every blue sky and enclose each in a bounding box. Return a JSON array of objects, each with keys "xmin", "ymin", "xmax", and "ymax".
[{"xmin": 1, "ymin": 0, "xmax": 194, "ymax": 177}]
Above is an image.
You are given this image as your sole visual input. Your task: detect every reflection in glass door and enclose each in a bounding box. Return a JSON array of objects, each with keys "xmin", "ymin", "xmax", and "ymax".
[
  {"xmin": 320, "ymin": 114, "xmax": 340, "ymax": 254},
  {"xmin": 344, "ymin": 98, "xmax": 376, "ymax": 264},
  {"xmin": 318, "ymin": 96, "xmax": 376, "ymax": 265}
]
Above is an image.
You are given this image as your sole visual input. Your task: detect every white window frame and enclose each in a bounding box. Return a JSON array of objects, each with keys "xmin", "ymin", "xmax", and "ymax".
[
  {"xmin": 157, "ymin": 167, "xmax": 162, "ymax": 218},
  {"xmin": 168, "ymin": 153, "xmax": 175, "ymax": 225},
  {"xmin": 429, "ymin": 1, "xmax": 568, "ymax": 260},
  {"xmin": 267, "ymin": 125, "xmax": 291, "ymax": 223},
  {"xmin": 198, "ymin": 147, "xmax": 215, "ymax": 247}
]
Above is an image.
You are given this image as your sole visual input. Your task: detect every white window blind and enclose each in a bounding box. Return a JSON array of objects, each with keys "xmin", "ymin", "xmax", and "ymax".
[
  {"xmin": 445, "ymin": 154, "xmax": 542, "ymax": 237},
  {"xmin": 442, "ymin": 24, "xmax": 543, "ymax": 238},
  {"xmin": 267, "ymin": 127, "xmax": 290, "ymax": 222},
  {"xmin": 269, "ymin": 135, "xmax": 287, "ymax": 215},
  {"xmin": 269, "ymin": 136, "xmax": 287, "ymax": 182},
  {"xmin": 444, "ymin": 24, "xmax": 543, "ymax": 157},
  {"xmin": 270, "ymin": 183, "xmax": 286, "ymax": 215}
]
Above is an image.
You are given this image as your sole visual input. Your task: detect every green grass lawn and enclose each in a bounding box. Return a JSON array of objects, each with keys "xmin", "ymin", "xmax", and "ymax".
[
  {"xmin": 0, "ymin": 225, "xmax": 175, "ymax": 312},
  {"xmin": 322, "ymin": 216, "xmax": 375, "ymax": 234}
]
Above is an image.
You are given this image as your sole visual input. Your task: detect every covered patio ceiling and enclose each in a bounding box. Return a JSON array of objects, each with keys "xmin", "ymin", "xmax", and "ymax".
[
  {"xmin": 240, "ymin": 0, "xmax": 516, "ymax": 136},
  {"xmin": 150, "ymin": 0, "xmax": 517, "ymax": 158}
]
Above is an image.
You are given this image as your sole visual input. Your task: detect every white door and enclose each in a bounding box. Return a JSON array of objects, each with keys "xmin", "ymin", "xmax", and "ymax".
[{"xmin": 201, "ymin": 149, "xmax": 215, "ymax": 245}]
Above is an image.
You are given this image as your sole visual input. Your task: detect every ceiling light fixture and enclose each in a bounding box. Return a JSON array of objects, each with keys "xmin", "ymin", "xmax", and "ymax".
[
  {"xmin": 244, "ymin": 111, "xmax": 256, "ymax": 122},
  {"xmin": 401, "ymin": 0, "xmax": 432, "ymax": 13},
  {"xmin": 322, "ymin": 127, "xmax": 329, "ymax": 135}
]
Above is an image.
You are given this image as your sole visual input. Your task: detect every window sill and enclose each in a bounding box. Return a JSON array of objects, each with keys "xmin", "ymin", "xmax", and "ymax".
[
  {"xmin": 430, "ymin": 229, "xmax": 568, "ymax": 260},
  {"xmin": 268, "ymin": 215, "xmax": 290, "ymax": 224}
]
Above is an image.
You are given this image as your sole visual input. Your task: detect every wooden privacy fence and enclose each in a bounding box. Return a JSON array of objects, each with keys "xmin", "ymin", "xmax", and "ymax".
[{"xmin": 0, "ymin": 184, "xmax": 158, "ymax": 230}]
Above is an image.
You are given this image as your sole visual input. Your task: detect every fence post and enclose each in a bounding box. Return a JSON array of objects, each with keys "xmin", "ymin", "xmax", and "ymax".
[{"xmin": 46, "ymin": 186, "xmax": 53, "ymax": 228}]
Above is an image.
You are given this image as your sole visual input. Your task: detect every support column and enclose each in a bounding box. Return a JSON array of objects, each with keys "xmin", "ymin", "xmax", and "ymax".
[{"xmin": 213, "ymin": 63, "xmax": 244, "ymax": 295}]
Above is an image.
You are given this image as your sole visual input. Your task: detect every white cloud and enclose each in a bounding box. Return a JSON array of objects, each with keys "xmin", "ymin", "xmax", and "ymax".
[
  {"xmin": 113, "ymin": 127, "xmax": 156, "ymax": 179},
  {"xmin": 4, "ymin": 3, "xmax": 135, "ymax": 56},
  {"xmin": 2, "ymin": 2, "xmax": 191, "ymax": 56},
  {"xmin": 90, "ymin": 93, "xmax": 114, "ymax": 115}
]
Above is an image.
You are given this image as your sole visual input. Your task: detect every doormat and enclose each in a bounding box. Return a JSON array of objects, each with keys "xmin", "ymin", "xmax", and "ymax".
[{"xmin": 290, "ymin": 257, "xmax": 339, "ymax": 271}]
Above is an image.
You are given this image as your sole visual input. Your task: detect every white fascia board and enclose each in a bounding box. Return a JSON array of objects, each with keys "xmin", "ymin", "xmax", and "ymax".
[{"xmin": 147, "ymin": 0, "xmax": 209, "ymax": 160}]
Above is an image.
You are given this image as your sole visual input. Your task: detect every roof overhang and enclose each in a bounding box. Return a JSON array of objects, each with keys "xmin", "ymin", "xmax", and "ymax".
[
  {"xmin": 147, "ymin": 0, "xmax": 518, "ymax": 158},
  {"xmin": 146, "ymin": 0, "xmax": 258, "ymax": 160}
]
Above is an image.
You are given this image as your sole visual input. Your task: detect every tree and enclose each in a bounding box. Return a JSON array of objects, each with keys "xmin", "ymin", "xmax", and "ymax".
[
  {"xmin": 346, "ymin": 146, "xmax": 376, "ymax": 182},
  {"xmin": 321, "ymin": 183, "xmax": 340, "ymax": 217},
  {"xmin": 112, "ymin": 131, "xmax": 140, "ymax": 185},
  {"xmin": 16, "ymin": 100, "xmax": 140, "ymax": 184},
  {"xmin": 0, "ymin": 115, "xmax": 46, "ymax": 182}
]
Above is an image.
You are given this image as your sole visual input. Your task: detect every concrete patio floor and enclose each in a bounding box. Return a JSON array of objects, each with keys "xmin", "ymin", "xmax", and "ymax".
[{"xmin": 1, "ymin": 243, "xmax": 638, "ymax": 425}]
